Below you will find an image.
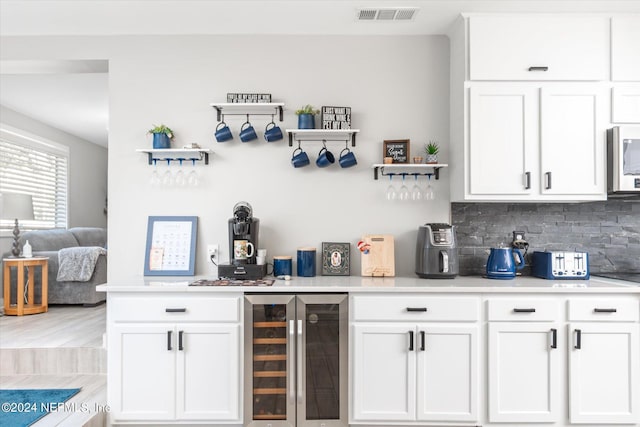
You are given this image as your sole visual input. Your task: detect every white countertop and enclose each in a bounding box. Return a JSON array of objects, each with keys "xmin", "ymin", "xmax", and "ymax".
[{"xmin": 97, "ymin": 275, "xmax": 640, "ymax": 294}]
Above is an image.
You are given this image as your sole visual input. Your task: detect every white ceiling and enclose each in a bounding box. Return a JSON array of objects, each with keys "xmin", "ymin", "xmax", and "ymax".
[{"xmin": 1, "ymin": 0, "xmax": 639, "ymax": 147}]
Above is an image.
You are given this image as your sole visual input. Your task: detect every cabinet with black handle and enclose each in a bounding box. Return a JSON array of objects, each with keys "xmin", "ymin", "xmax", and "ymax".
[
  {"xmin": 350, "ymin": 295, "xmax": 480, "ymax": 423},
  {"xmin": 107, "ymin": 294, "xmax": 242, "ymax": 423}
]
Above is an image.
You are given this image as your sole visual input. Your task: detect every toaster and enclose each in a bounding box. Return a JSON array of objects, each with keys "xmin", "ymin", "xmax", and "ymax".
[{"xmin": 532, "ymin": 251, "xmax": 590, "ymax": 280}]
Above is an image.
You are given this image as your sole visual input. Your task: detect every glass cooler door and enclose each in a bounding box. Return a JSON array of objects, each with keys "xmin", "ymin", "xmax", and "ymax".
[
  {"xmin": 296, "ymin": 294, "xmax": 348, "ymax": 427},
  {"xmin": 245, "ymin": 295, "xmax": 296, "ymax": 426}
]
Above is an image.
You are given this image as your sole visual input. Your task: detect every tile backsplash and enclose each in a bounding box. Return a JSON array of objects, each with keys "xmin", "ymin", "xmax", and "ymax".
[{"xmin": 451, "ymin": 200, "xmax": 640, "ymax": 276}]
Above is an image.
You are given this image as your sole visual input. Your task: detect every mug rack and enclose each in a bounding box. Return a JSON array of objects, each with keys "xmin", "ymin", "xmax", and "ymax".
[
  {"xmin": 136, "ymin": 148, "xmax": 213, "ymax": 165},
  {"xmin": 371, "ymin": 163, "xmax": 448, "ymax": 180},
  {"xmin": 210, "ymin": 102, "xmax": 285, "ymax": 122},
  {"xmin": 286, "ymin": 129, "xmax": 359, "ymax": 147}
]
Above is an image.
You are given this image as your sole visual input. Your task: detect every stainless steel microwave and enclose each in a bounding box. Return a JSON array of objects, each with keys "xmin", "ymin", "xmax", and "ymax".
[{"xmin": 607, "ymin": 126, "xmax": 640, "ymax": 193}]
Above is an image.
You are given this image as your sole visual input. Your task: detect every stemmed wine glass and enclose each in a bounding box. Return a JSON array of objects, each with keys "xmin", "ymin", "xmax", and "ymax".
[
  {"xmin": 385, "ymin": 173, "xmax": 396, "ymax": 201},
  {"xmin": 411, "ymin": 173, "xmax": 423, "ymax": 202},
  {"xmin": 175, "ymin": 158, "xmax": 186, "ymax": 187},
  {"xmin": 398, "ymin": 173, "xmax": 410, "ymax": 202},
  {"xmin": 424, "ymin": 174, "xmax": 435, "ymax": 201},
  {"xmin": 187, "ymin": 158, "xmax": 199, "ymax": 186},
  {"xmin": 162, "ymin": 159, "xmax": 173, "ymax": 186},
  {"xmin": 150, "ymin": 158, "xmax": 160, "ymax": 186}
]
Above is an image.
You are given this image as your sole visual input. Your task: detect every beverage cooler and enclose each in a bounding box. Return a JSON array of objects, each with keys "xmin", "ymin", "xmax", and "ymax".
[{"xmin": 244, "ymin": 294, "xmax": 348, "ymax": 427}]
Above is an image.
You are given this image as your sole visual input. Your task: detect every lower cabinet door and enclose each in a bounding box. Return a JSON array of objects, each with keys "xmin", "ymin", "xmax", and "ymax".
[
  {"xmin": 416, "ymin": 325, "xmax": 478, "ymax": 422},
  {"xmin": 109, "ymin": 324, "xmax": 176, "ymax": 421},
  {"xmin": 488, "ymin": 322, "xmax": 560, "ymax": 422},
  {"xmin": 352, "ymin": 324, "xmax": 416, "ymax": 421},
  {"xmin": 176, "ymin": 323, "xmax": 241, "ymax": 421},
  {"xmin": 569, "ymin": 323, "xmax": 640, "ymax": 424}
]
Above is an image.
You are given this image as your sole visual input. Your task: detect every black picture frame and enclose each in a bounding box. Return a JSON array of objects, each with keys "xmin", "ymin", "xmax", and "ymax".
[
  {"xmin": 383, "ymin": 139, "xmax": 410, "ymax": 163},
  {"xmin": 321, "ymin": 242, "xmax": 350, "ymax": 276},
  {"xmin": 144, "ymin": 216, "xmax": 198, "ymax": 276}
]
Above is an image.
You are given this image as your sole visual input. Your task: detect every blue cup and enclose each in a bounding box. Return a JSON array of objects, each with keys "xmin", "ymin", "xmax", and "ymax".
[
  {"xmin": 316, "ymin": 147, "xmax": 335, "ymax": 168},
  {"xmin": 215, "ymin": 122, "xmax": 233, "ymax": 142},
  {"xmin": 339, "ymin": 148, "xmax": 357, "ymax": 168},
  {"xmin": 239, "ymin": 121, "xmax": 258, "ymax": 142},
  {"xmin": 291, "ymin": 148, "xmax": 310, "ymax": 168},
  {"xmin": 273, "ymin": 256, "xmax": 292, "ymax": 277},
  {"xmin": 264, "ymin": 122, "xmax": 283, "ymax": 142},
  {"xmin": 297, "ymin": 247, "xmax": 316, "ymax": 277}
]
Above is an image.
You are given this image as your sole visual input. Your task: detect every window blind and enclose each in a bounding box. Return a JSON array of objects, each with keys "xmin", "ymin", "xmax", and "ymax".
[{"xmin": 0, "ymin": 133, "xmax": 69, "ymax": 230}]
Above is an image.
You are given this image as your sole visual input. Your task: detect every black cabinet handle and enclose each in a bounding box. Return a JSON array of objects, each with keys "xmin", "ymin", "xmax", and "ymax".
[
  {"xmin": 165, "ymin": 308, "xmax": 187, "ymax": 313},
  {"xmin": 408, "ymin": 331, "xmax": 414, "ymax": 351},
  {"xmin": 574, "ymin": 329, "xmax": 582, "ymax": 349},
  {"xmin": 550, "ymin": 328, "xmax": 557, "ymax": 349},
  {"xmin": 528, "ymin": 66, "xmax": 549, "ymax": 72},
  {"xmin": 525, "ymin": 172, "xmax": 531, "ymax": 190},
  {"xmin": 178, "ymin": 331, "xmax": 184, "ymax": 351},
  {"xmin": 167, "ymin": 330, "xmax": 173, "ymax": 351},
  {"xmin": 406, "ymin": 307, "xmax": 427, "ymax": 312},
  {"xmin": 420, "ymin": 331, "xmax": 426, "ymax": 351},
  {"xmin": 513, "ymin": 308, "xmax": 536, "ymax": 313},
  {"xmin": 545, "ymin": 172, "xmax": 552, "ymax": 190},
  {"xmin": 594, "ymin": 308, "xmax": 617, "ymax": 313}
]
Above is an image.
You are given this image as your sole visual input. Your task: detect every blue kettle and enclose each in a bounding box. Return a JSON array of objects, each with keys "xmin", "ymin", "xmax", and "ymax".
[{"xmin": 486, "ymin": 247, "xmax": 525, "ymax": 279}]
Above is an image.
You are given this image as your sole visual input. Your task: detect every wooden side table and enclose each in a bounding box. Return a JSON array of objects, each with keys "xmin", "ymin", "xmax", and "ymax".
[{"xmin": 3, "ymin": 257, "xmax": 48, "ymax": 315}]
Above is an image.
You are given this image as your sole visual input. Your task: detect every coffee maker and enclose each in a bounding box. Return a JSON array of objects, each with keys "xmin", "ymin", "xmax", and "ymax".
[
  {"xmin": 415, "ymin": 223, "xmax": 459, "ymax": 279},
  {"xmin": 218, "ymin": 201, "xmax": 267, "ymax": 279}
]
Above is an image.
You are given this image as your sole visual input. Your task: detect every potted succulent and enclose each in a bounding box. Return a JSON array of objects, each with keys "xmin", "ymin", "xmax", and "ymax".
[
  {"xmin": 148, "ymin": 124, "xmax": 174, "ymax": 149},
  {"xmin": 424, "ymin": 140, "xmax": 440, "ymax": 164},
  {"xmin": 295, "ymin": 105, "xmax": 320, "ymax": 129}
]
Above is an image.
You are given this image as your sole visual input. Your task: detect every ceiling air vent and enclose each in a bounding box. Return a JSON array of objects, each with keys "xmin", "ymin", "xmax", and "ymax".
[{"xmin": 356, "ymin": 8, "xmax": 419, "ymax": 21}]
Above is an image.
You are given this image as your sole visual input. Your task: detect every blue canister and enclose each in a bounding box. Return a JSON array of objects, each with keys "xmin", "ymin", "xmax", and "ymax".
[
  {"xmin": 297, "ymin": 247, "xmax": 316, "ymax": 277},
  {"xmin": 273, "ymin": 256, "xmax": 292, "ymax": 277}
]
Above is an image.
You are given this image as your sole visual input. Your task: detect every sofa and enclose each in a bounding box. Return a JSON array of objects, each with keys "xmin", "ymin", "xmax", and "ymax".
[{"xmin": 4, "ymin": 227, "xmax": 107, "ymax": 306}]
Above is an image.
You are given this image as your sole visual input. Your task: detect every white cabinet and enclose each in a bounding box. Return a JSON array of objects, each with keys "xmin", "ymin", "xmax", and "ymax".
[
  {"xmin": 469, "ymin": 15, "xmax": 609, "ymax": 81},
  {"xmin": 539, "ymin": 85, "xmax": 607, "ymax": 197},
  {"xmin": 487, "ymin": 299, "xmax": 561, "ymax": 423},
  {"xmin": 466, "ymin": 83, "xmax": 607, "ymax": 201},
  {"xmin": 351, "ymin": 296, "xmax": 479, "ymax": 424},
  {"xmin": 612, "ymin": 84, "xmax": 640, "ymax": 123},
  {"xmin": 612, "ymin": 16, "xmax": 640, "ymax": 81},
  {"xmin": 568, "ymin": 298, "xmax": 640, "ymax": 424},
  {"xmin": 107, "ymin": 294, "xmax": 242, "ymax": 424}
]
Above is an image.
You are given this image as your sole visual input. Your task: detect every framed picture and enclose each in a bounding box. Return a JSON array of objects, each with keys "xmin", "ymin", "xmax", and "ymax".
[
  {"xmin": 144, "ymin": 216, "xmax": 198, "ymax": 276},
  {"xmin": 383, "ymin": 139, "xmax": 410, "ymax": 163},
  {"xmin": 321, "ymin": 242, "xmax": 350, "ymax": 276},
  {"xmin": 321, "ymin": 106, "xmax": 351, "ymax": 130}
]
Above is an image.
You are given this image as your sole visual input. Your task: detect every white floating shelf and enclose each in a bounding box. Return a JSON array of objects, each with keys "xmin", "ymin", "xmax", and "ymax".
[
  {"xmin": 371, "ymin": 163, "xmax": 448, "ymax": 180},
  {"xmin": 210, "ymin": 103, "xmax": 285, "ymax": 121},
  {"xmin": 286, "ymin": 129, "xmax": 360, "ymax": 146},
  {"xmin": 136, "ymin": 148, "xmax": 213, "ymax": 165}
]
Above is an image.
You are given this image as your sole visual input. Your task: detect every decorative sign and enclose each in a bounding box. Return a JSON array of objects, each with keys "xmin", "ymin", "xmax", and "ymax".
[
  {"xmin": 321, "ymin": 242, "xmax": 350, "ymax": 276},
  {"xmin": 383, "ymin": 139, "xmax": 410, "ymax": 164},
  {"xmin": 226, "ymin": 93, "xmax": 272, "ymax": 103},
  {"xmin": 144, "ymin": 216, "xmax": 198, "ymax": 276},
  {"xmin": 321, "ymin": 106, "xmax": 351, "ymax": 130}
]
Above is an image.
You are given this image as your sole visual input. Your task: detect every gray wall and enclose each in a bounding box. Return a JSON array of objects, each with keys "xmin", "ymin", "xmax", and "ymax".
[
  {"xmin": 1, "ymin": 35, "xmax": 452, "ymax": 280},
  {"xmin": 452, "ymin": 200, "xmax": 640, "ymax": 276}
]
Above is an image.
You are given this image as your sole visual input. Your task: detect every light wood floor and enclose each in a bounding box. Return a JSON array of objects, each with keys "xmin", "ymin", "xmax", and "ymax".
[
  {"xmin": 0, "ymin": 304, "xmax": 105, "ymax": 349},
  {"xmin": 0, "ymin": 305, "xmax": 107, "ymax": 426}
]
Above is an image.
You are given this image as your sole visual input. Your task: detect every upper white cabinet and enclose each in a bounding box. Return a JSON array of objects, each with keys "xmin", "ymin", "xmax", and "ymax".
[
  {"xmin": 612, "ymin": 16, "xmax": 640, "ymax": 81},
  {"xmin": 469, "ymin": 15, "xmax": 609, "ymax": 81},
  {"xmin": 612, "ymin": 84, "xmax": 640, "ymax": 123},
  {"xmin": 466, "ymin": 83, "xmax": 607, "ymax": 201}
]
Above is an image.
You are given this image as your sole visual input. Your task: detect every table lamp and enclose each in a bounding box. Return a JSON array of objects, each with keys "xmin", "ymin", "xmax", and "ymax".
[{"xmin": 0, "ymin": 193, "xmax": 35, "ymax": 257}]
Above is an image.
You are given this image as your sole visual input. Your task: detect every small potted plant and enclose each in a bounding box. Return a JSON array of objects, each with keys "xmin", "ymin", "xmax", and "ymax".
[
  {"xmin": 148, "ymin": 124, "xmax": 174, "ymax": 149},
  {"xmin": 295, "ymin": 105, "xmax": 320, "ymax": 129},
  {"xmin": 424, "ymin": 140, "xmax": 440, "ymax": 164}
]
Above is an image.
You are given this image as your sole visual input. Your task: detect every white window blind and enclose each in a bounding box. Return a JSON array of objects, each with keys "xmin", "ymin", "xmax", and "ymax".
[{"xmin": 0, "ymin": 130, "xmax": 69, "ymax": 230}]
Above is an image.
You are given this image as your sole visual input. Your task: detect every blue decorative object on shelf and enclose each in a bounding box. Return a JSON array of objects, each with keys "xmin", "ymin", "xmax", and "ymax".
[
  {"xmin": 297, "ymin": 114, "xmax": 315, "ymax": 130},
  {"xmin": 152, "ymin": 133, "xmax": 171, "ymax": 149}
]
